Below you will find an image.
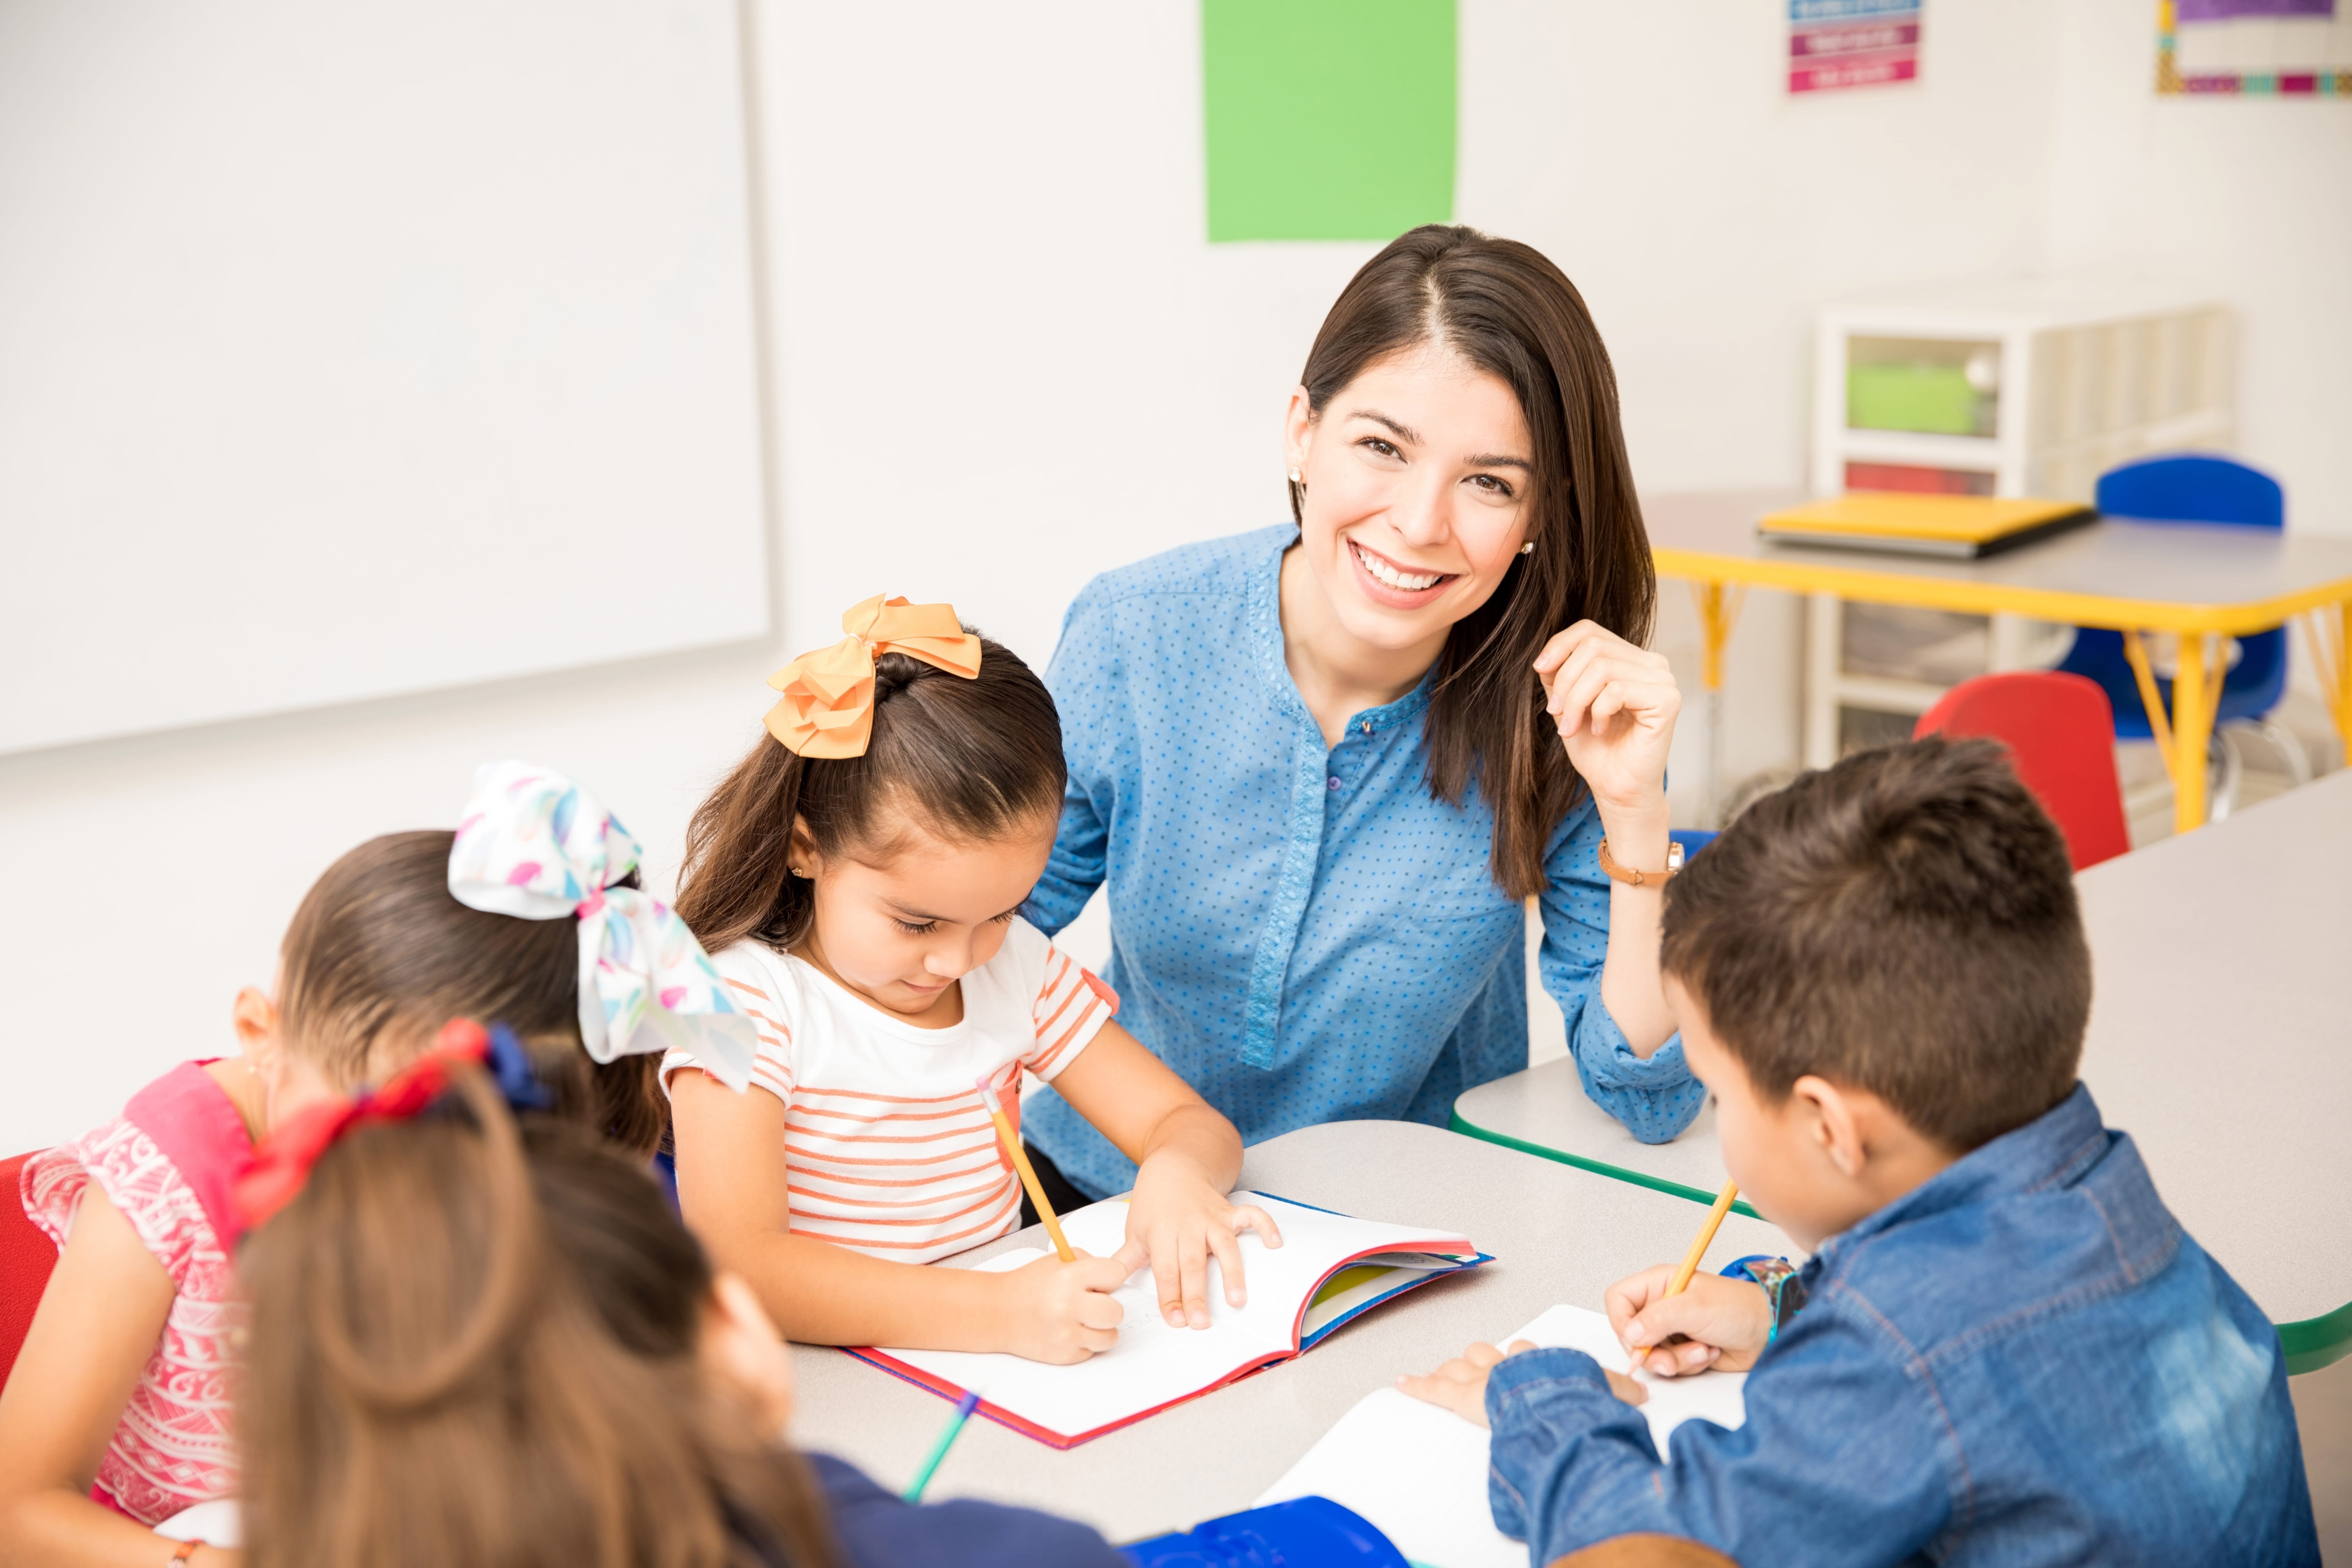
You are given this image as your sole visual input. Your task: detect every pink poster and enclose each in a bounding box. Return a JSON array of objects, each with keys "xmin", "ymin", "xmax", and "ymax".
[{"xmin": 1790, "ymin": 0, "xmax": 1922, "ymax": 93}]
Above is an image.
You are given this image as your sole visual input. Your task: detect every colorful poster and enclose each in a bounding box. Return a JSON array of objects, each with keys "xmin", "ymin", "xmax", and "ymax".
[
  {"xmin": 1789, "ymin": 0, "xmax": 1922, "ymax": 93},
  {"xmin": 2159, "ymin": 0, "xmax": 2352, "ymax": 93}
]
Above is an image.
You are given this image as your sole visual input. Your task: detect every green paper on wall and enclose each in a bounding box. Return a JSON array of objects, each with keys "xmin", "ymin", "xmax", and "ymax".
[{"xmin": 1202, "ymin": 0, "xmax": 1456, "ymax": 243}]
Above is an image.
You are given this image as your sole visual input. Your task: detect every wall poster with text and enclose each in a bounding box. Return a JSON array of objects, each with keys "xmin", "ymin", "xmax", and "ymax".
[{"xmin": 1790, "ymin": 0, "xmax": 1921, "ymax": 93}]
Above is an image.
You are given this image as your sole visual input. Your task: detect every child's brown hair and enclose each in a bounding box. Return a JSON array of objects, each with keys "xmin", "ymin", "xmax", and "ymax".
[
  {"xmin": 676, "ymin": 634, "xmax": 1065, "ymax": 955},
  {"xmin": 276, "ymin": 830, "xmax": 664, "ymax": 1152},
  {"xmin": 237, "ymin": 1065, "xmax": 833, "ymax": 1568},
  {"xmin": 1659, "ymin": 738, "xmax": 2091, "ymax": 1153}
]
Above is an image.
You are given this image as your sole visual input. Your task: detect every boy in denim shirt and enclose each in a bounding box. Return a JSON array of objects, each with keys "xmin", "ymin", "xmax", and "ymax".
[{"xmin": 1402, "ymin": 739, "xmax": 2317, "ymax": 1566}]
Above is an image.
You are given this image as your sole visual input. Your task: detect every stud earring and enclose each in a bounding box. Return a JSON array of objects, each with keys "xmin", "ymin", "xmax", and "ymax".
[
  {"xmin": 1519, "ymin": 541, "xmax": 1536, "ymax": 555},
  {"xmin": 1288, "ymin": 467, "xmax": 1302, "ymax": 485},
  {"xmin": 790, "ymin": 866, "xmax": 810, "ymax": 879}
]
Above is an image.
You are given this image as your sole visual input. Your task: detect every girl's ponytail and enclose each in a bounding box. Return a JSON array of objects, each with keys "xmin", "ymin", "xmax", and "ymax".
[
  {"xmin": 238, "ymin": 1043, "xmax": 834, "ymax": 1568},
  {"xmin": 677, "ymin": 598, "xmax": 1066, "ymax": 957},
  {"xmin": 676, "ymin": 738, "xmax": 816, "ymax": 954}
]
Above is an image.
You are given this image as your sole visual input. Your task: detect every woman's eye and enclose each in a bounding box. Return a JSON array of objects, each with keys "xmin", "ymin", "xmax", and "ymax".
[
  {"xmin": 1357, "ymin": 437, "xmax": 1401, "ymax": 460},
  {"xmin": 893, "ymin": 918, "xmax": 939, "ymax": 936},
  {"xmin": 991, "ymin": 910, "xmax": 1018, "ymax": 925},
  {"xmin": 1469, "ymin": 473, "xmax": 1516, "ymax": 498}
]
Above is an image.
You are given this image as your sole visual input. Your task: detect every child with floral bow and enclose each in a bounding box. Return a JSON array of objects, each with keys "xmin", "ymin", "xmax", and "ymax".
[{"xmin": 0, "ymin": 763, "xmax": 747, "ymax": 1568}]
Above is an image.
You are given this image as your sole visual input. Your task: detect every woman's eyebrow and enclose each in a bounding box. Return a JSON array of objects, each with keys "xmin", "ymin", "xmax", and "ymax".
[
  {"xmin": 1346, "ymin": 408, "xmax": 1423, "ymax": 444},
  {"xmin": 1465, "ymin": 452, "xmax": 1534, "ymax": 470}
]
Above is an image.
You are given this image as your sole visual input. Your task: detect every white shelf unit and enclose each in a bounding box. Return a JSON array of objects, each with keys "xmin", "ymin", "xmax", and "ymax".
[{"xmin": 1800, "ymin": 280, "xmax": 2236, "ymax": 769}]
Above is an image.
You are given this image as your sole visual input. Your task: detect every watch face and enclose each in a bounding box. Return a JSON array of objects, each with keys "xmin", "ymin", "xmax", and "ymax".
[{"xmin": 1666, "ymin": 840, "xmax": 1685, "ymax": 872}]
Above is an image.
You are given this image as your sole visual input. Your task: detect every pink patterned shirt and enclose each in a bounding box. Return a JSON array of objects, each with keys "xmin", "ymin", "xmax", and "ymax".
[{"xmin": 21, "ymin": 1062, "xmax": 254, "ymax": 1526}]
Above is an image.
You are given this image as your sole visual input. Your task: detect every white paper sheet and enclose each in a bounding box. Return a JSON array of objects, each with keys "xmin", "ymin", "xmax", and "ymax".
[
  {"xmin": 1253, "ymin": 1305, "xmax": 1746, "ymax": 1568},
  {"xmin": 873, "ymin": 1194, "xmax": 1473, "ymax": 1442}
]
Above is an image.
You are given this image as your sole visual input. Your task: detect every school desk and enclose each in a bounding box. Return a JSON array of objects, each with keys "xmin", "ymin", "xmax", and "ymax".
[
  {"xmin": 1645, "ymin": 488, "xmax": 2352, "ymax": 833},
  {"xmin": 785, "ymin": 1119, "xmax": 1794, "ymax": 1545},
  {"xmin": 1454, "ymin": 765, "xmax": 2352, "ymax": 1375}
]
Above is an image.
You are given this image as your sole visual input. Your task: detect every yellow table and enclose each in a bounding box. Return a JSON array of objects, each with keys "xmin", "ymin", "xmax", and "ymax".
[{"xmin": 1646, "ymin": 489, "xmax": 2352, "ymax": 831}]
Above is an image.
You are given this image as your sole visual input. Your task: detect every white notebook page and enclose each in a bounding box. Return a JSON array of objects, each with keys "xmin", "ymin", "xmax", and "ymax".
[
  {"xmin": 1254, "ymin": 1304, "xmax": 1747, "ymax": 1568},
  {"xmin": 874, "ymin": 1194, "xmax": 1472, "ymax": 1441}
]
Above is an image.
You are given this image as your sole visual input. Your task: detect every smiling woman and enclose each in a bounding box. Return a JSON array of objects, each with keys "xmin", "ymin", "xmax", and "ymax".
[{"xmin": 1021, "ymin": 226, "xmax": 1704, "ymax": 1203}]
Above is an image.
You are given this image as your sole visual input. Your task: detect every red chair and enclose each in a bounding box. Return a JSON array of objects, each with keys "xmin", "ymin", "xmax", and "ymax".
[
  {"xmin": 1914, "ymin": 672, "xmax": 2132, "ymax": 870},
  {"xmin": 0, "ymin": 1150, "xmax": 58, "ymax": 1391}
]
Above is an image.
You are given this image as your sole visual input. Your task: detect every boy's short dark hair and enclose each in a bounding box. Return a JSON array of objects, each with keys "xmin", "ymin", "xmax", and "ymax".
[{"xmin": 1660, "ymin": 738, "xmax": 2090, "ymax": 1153}]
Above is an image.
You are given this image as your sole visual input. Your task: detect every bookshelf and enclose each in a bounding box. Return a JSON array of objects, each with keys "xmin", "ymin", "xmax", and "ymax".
[{"xmin": 1800, "ymin": 280, "xmax": 2235, "ymax": 768}]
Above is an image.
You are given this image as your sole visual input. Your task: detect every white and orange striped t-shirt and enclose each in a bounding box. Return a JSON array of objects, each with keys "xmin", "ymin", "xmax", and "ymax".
[{"xmin": 660, "ymin": 917, "xmax": 1116, "ymax": 1263}]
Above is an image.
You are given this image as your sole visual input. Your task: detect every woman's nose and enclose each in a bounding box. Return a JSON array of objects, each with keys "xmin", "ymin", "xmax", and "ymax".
[{"xmin": 1389, "ymin": 471, "xmax": 1454, "ymax": 548}]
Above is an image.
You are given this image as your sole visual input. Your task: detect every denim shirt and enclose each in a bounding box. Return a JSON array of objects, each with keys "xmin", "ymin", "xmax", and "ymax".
[
  {"xmin": 1020, "ymin": 526, "xmax": 1702, "ymax": 1199},
  {"xmin": 1483, "ymin": 1085, "xmax": 2318, "ymax": 1567}
]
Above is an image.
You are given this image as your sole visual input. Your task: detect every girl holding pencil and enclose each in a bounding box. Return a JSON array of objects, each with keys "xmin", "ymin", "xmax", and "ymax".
[{"xmin": 664, "ymin": 597, "xmax": 1281, "ymax": 1361}]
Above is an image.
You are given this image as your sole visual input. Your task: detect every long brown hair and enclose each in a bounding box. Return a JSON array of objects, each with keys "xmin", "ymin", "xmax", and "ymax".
[
  {"xmin": 1293, "ymin": 224, "xmax": 1657, "ymax": 898},
  {"xmin": 277, "ymin": 831, "xmax": 665, "ymax": 1153},
  {"xmin": 238, "ymin": 1066, "xmax": 835, "ymax": 1568},
  {"xmin": 675, "ymin": 634, "xmax": 1065, "ymax": 954}
]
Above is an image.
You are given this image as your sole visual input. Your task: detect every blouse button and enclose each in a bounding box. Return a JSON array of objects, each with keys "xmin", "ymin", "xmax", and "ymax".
[{"xmin": 1326, "ymin": 776, "xmax": 1341, "ymax": 791}]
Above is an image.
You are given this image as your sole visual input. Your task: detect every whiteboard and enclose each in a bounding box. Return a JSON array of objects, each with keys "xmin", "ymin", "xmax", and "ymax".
[{"xmin": 0, "ymin": 0, "xmax": 769, "ymax": 753}]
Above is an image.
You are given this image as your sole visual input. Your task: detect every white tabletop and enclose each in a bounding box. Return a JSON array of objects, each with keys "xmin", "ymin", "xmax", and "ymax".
[
  {"xmin": 784, "ymin": 1119, "xmax": 1793, "ymax": 1545},
  {"xmin": 1454, "ymin": 768, "xmax": 2352, "ymax": 1338},
  {"xmin": 1645, "ymin": 488, "xmax": 2352, "ymax": 627}
]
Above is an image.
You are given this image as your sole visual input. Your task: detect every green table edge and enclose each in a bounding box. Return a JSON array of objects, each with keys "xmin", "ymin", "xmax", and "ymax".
[
  {"xmin": 1448, "ymin": 1107, "xmax": 1763, "ymax": 1219},
  {"xmin": 1449, "ymin": 1108, "xmax": 2352, "ymax": 1376}
]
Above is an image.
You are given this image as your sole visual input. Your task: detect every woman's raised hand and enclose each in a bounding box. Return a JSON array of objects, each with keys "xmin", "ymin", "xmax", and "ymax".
[{"xmin": 1533, "ymin": 621, "xmax": 1681, "ymax": 816}]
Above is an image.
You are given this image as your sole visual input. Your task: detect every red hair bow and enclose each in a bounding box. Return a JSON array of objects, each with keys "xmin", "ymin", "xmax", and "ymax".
[{"xmin": 232, "ymin": 1020, "xmax": 493, "ymax": 1231}]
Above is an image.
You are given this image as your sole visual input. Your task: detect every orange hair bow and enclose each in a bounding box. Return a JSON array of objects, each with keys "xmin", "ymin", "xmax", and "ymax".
[{"xmin": 764, "ymin": 594, "xmax": 982, "ymax": 758}]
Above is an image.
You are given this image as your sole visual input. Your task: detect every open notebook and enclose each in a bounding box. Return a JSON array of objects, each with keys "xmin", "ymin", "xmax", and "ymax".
[
  {"xmin": 850, "ymin": 1193, "xmax": 1484, "ymax": 1448},
  {"xmin": 1256, "ymin": 1304, "xmax": 1748, "ymax": 1568}
]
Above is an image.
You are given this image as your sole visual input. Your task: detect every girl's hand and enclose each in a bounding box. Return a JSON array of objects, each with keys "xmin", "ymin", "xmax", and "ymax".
[
  {"xmin": 1605, "ymin": 1264, "xmax": 1773, "ymax": 1377},
  {"xmin": 1533, "ymin": 621, "xmax": 1681, "ymax": 819},
  {"xmin": 1122, "ymin": 1158, "xmax": 1282, "ymax": 1330},
  {"xmin": 993, "ymin": 1251, "xmax": 1132, "ymax": 1364}
]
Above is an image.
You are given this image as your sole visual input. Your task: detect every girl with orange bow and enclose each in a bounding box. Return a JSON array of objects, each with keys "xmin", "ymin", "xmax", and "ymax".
[
  {"xmin": 665, "ymin": 596, "xmax": 1280, "ymax": 1363},
  {"xmin": 0, "ymin": 765, "xmax": 746, "ymax": 1568}
]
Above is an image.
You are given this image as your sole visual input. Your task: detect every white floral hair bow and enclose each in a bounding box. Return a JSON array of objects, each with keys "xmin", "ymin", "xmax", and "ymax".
[{"xmin": 447, "ymin": 761, "xmax": 755, "ymax": 1091}]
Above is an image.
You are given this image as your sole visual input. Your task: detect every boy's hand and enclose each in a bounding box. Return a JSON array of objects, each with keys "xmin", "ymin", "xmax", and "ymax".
[
  {"xmin": 1605, "ymin": 1265, "xmax": 1773, "ymax": 1377},
  {"xmin": 1121, "ymin": 1157, "xmax": 1282, "ymax": 1329},
  {"xmin": 1398, "ymin": 1340, "xmax": 1646, "ymax": 1427},
  {"xmin": 994, "ymin": 1250, "xmax": 1132, "ymax": 1364}
]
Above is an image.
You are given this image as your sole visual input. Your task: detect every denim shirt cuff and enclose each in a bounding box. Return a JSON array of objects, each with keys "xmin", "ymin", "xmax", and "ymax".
[
  {"xmin": 1575, "ymin": 997, "xmax": 1692, "ymax": 1091},
  {"xmin": 1485, "ymin": 1349, "xmax": 1662, "ymax": 1561}
]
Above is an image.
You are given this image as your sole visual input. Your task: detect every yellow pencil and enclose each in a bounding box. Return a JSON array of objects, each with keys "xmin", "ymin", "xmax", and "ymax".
[
  {"xmin": 1641, "ymin": 1179, "xmax": 1740, "ymax": 1373},
  {"xmin": 976, "ymin": 1074, "xmax": 1074, "ymax": 1263}
]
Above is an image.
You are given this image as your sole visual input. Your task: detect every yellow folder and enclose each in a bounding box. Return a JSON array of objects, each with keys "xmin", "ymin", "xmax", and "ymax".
[{"xmin": 1757, "ymin": 494, "xmax": 2094, "ymax": 559}]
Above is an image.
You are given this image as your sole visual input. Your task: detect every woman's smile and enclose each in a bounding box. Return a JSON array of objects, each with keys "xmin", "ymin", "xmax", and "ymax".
[{"xmin": 1347, "ymin": 537, "xmax": 1458, "ymax": 605}]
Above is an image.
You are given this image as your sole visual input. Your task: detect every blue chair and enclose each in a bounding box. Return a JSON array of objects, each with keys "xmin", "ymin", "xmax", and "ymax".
[
  {"xmin": 2053, "ymin": 453, "xmax": 2307, "ymax": 818},
  {"xmin": 1668, "ymin": 828, "xmax": 1717, "ymax": 861}
]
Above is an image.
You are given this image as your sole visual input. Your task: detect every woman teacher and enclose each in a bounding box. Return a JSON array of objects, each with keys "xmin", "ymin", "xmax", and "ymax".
[{"xmin": 1020, "ymin": 225, "xmax": 1701, "ymax": 1215}]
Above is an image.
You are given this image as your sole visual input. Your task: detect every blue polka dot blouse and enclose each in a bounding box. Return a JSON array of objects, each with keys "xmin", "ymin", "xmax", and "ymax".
[{"xmin": 1020, "ymin": 526, "xmax": 1703, "ymax": 1199}]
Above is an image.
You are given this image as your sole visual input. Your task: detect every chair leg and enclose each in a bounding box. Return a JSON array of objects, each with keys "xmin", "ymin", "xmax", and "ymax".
[
  {"xmin": 2255, "ymin": 718, "xmax": 2315, "ymax": 787},
  {"xmin": 2208, "ymin": 730, "xmax": 2242, "ymax": 824}
]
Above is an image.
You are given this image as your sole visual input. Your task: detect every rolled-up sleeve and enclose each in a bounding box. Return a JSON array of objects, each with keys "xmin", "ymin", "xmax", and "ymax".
[{"xmin": 1538, "ymin": 807, "xmax": 1704, "ymax": 1143}]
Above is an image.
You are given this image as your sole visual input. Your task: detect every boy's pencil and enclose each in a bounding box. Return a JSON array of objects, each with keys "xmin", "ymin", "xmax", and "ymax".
[
  {"xmin": 903, "ymin": 1388, "xmax": 982, "ymax": 1502},
  {"xmin": 1666, "ymin": 1179, "xmax": 1740, "ymax": 1297},
  {"xmin": 976, "ymin": 1073, "xmax": 1076, "ymax": 1262},
  {"xmin": 1640, "ymin": 1179, "xmax": 1740, "ymax": 1373}
]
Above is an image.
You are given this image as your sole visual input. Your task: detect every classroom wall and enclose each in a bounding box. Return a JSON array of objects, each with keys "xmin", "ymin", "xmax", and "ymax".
[
  {"xmin": 2044, "ymin": 0, "xmax": 2352, "ymax": 541},
  {"xmin": 3, "ymin": 0, "xmax": 2342, "ymax": 1152}
]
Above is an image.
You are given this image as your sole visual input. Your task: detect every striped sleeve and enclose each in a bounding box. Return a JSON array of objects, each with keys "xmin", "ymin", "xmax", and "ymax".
[
  {"xmin": 1022, "ymin": 942, "xmax": 1116, "ymax": 1082},
  {"xmin": 660, "ymin": 949, "xmax": 796, "ymax": 1104}
]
